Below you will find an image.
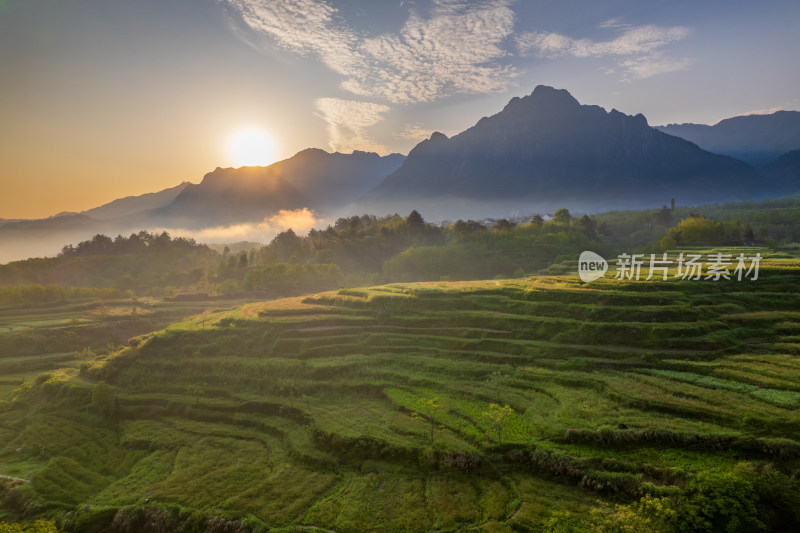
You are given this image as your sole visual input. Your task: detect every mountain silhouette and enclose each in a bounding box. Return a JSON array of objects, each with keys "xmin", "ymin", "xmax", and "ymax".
[
  {"xmin": 656, "ymin": 111, "xmax": 800, "ymax": 167},
  {"xmin": 82, "ymin": 182, "xmax": 190, "ymax": 220},
  {"xmin": 264, "ymin": 148, "xmax": 404, "ymax": 210},
  {"xmin": 151, "ymin": 166, "xmax": 310, "ymax": 228},
  {"xmin": 118, "ymin": 149, "xmax": 403, "ymax": 228},
  {"xmin": 366, "ymin": 86, "xmax": 762, "ymax": 210},
  {"xmin": 762, "ymin": 149, "xmax": 800, "ymax": 194}
]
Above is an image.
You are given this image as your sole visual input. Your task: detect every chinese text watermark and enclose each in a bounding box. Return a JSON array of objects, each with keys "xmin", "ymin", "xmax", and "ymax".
[{"xmin": 579, "ymin": 251, "xmax": 761, "ymax": 283}]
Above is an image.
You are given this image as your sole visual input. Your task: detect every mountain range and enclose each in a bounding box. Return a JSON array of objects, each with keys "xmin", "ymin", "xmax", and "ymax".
[
  {"xmin": 81, "ymin": 181, "xmax": 191, "ymax": 220},
  {"xmin": 1, "ymin": 86, "xmax": 798, "ymax": 263},
  {"xmin": 365, "ymin": 86, "xmax": 780, "ymax": 212},
  {"xmin": 656, "ymin": 111, "xmax": 800, "ymax": 167},
  {"xmin": 117, "ymin": 149, "xmax": 406, "ymax": 229}
]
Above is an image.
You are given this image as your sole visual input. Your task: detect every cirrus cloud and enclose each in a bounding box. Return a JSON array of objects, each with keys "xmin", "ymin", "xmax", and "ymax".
[
  {"xmin": 223, "ymin": 0, "xmax": 517, "ymax": 104},
  {"xmin": 517, "ymin": 24, "xmax": 690, "ymax": 80},
  {"xmin": 314, "ymin": 98, "xmax": 390, "ymax": 154}
]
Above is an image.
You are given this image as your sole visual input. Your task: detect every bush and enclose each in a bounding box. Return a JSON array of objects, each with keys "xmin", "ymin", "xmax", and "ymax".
[
  {"xmin": 0, "ymin": 521, "xmax": 60, "ymax": 533},
  {"xmin": 677, "ymin": 471, "xmax": 764, "ymax": 532}
]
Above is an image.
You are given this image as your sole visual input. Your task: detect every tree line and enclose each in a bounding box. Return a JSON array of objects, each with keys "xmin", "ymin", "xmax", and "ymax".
[{"xmin": 1, "ymin": 197, "xmax": 797, "ymax": 305}]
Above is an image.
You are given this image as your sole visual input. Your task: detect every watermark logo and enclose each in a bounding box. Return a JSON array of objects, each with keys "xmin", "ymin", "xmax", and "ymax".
[
  {"xmin": 578, "ymin": 251, "xmax": 762, "ymax": 282},
  {"xmin": 578, "ymin": 251, "xmax": 608, "ymax": 283}
]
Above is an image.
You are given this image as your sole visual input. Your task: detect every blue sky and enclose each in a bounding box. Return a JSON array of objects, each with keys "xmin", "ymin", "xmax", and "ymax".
[{"xmin": 1, "ymin": 0, "xmax": 798, "ymax": 217}]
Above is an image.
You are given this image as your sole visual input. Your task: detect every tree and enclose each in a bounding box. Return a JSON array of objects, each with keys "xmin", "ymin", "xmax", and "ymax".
[
  {"xmin": 553, "ymin": 208, "xmax": 572, "ymax": 226},
  {"xmin": 406, "ymin": 209, "xmax": 425, "ymax": 228},
  {"xmin": 589, "ymin": 495, "xmax": 677, "ymax": 533},
  {"xmin": 666, "ymin": 215, "xmax": 731, "ymax": 245},
  {"xmin": 185, "ymin": 384, "xmax": 205, "ymax": 406},
  {"xmin": 482, "ymin": 403, "xmax": 514, "ymax": 444},
  {"xmin": 410, "ymin": 397, "xmax": 445, "ymax": 444},
  {"xmin": 495, "ymin": 219, "xmax": 516, "ymax": 230},
  {"xmin": 452, "ymin": 220, "xmax": 487, "ymax": 238},
  {"xmin": 745, "ymin": 225, "xmax": 755, "ymax": 243},
  {"xmin": 659, "ymin": 235, "xmax": 677, "ymax": 252},
  {"xmin": 271, "ymin": 229, "xmax": 302, "ymax": 262},
  {"xmin": 656, "ymin": 205, "xmax": 673, "ymax": 225},
  {"xmin": 578, "ymin": 215, "xmax": 597, "ymax": 239}
]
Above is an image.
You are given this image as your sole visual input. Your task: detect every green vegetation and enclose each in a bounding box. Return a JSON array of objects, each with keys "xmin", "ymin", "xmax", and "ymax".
[
  {"xmin": 0, "ymin": 286, "xmax": 133, "ymax": 308},
  {"xmin": 1, "ymin": 248, "xmax": 800, "ymax": 531},
  {"xmin": 594, "ymin": 195, "xmax": 800, "ymax": 248},
  {"xmin": 0, "ymin": 296, "xmax": 258, "ymax": 402},
  {"xmin": 243, "ymin": 263, "xmax": 341, "ymax": 294},
  {"xmin": 2, "ymin": 198, "xmax": 800, "ymax": 531},
  {"xmin": 4, "ymin": 197, "xmax": 800, "ymax": 302},
  {"xmin": 0, "ymin": 232, "xmax": 217, "ymax": 295},
  {"xmin": 0, "ymin": 521, "xmax": 60, "ymax": 533}
]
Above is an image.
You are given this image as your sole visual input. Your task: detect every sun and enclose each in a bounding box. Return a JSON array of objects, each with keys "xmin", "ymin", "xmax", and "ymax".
[{"xmin": 227, "ymin": 127, "xmax": 278, "ymax": 167}]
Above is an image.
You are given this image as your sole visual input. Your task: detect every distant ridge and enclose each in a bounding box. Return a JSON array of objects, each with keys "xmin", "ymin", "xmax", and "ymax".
[
  {"xmin": 263, "ymin": 148, "xmax": 404, "ymax": 210},
  {"xmin": 145, "ymin": 149, "xmax": 404, "ymax": 227},
  {"xmin": 153, "ymin": 166, "xmax": 309, "ymax": 228},
  {"xmin": 82, "ymin": 181, "xmax": 191, "ymax": 220},
  {"xmin": 366, "ymin": 85, "xmax": 761, "ymax": 208},
  {"xmin": 656, "ymin": 111, "xmax": 800, "ymax": 167},
  {"xmin": 762, "ymin": 148, "xmax": 800, "ymax": 194}
]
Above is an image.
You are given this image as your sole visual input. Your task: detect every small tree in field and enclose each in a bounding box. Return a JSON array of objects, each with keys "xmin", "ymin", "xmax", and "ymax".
[
  {"xmin": 411, "ymin": 397, "xmax": 445, "ymax": 444},
  {"xmin": 185, "ymin": 384, "xmax": 205, "ymax": 406},
  {"xmin": 482, "ymin": 403, "xmax": 514, "ymax": 444}
]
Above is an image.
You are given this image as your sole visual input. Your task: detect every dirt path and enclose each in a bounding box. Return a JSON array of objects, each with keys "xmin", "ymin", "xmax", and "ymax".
[{"xmin": 0, "ymin": 474, "xmax": 30, "ymax": 483}]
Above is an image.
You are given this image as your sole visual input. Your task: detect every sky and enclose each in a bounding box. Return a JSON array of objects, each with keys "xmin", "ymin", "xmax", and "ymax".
[{"xmin": 1, "ymin": 0, "xmax": 798, "ymax": 219}]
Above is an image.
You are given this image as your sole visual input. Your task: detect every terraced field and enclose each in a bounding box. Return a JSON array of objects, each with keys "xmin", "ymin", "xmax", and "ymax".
[
  {"xmin": 2, "ymin": 249, "xmax": 800, "ymax": 531},
  {"xmin": 0, "ymin": 298, "xmax": 262, "ymax": 402}
]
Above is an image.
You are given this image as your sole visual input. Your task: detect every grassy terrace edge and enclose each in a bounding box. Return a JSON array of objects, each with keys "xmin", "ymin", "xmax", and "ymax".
[{"xmin": 2, "ymin": 249, "xmax": 800, "ymax": 532}]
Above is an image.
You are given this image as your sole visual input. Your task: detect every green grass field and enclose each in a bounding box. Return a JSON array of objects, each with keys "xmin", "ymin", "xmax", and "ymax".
[{"xmin": 2, "ymin": 248, "xmax": 800, "ymax": 531}]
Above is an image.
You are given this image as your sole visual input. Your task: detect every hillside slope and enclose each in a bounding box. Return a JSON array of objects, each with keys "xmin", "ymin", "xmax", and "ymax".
[
  {"xmin": 2, "ymin": 252, "xmax": 800, "ymax": 531},
  {"xmin": 82, "ymin": 182, "xmax": 191, "ymax": 220}
]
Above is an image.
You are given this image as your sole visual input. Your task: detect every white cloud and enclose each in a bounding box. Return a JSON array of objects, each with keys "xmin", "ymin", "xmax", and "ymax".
[
  {"xmin": 733, "ymin": 106, "xmax": 785, "ymax": 118},
  {"xmin": 618, "ymin": 52, "xmax": 690, "ymax": 81},
  {"xmin": 399, "ymin": 124, "xmax": 439, "ymax": 141},
  {"xmin": 598, "ymin": 18, "xmax": 632, "ymax": 30},
  {"xmin": 517, "ymin": 24, "xmax": 690, "ymax": 80},
  {"xmin": 398, "ymin": 123, "xmax": 456, "ymax": 142},
  {"xmin": 157, "ymin": 208, "xmax": 320, "ymax": 243},
  {"xmin": 518, "ymin": 25, "xmax": 688, "ymax": 57},
  {"xmin": 225, "ymin": 0, "xmax": 360, "ymax": 74},
  {"xmin": 224, "ymin": 0, "xmax": 517, "ymax": 104},
  {"xmin": 349, "ymin": 0, "xmax": 516, "ymax": 103},
  {"xmin": 314, "ymin": 98, "xmax": 390, "ymax": 153}
]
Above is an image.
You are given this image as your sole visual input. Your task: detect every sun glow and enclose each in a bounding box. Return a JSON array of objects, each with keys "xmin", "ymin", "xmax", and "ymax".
[{"xmin": 227, "ymin": 127, "xmax": 278, "ymax": 167}]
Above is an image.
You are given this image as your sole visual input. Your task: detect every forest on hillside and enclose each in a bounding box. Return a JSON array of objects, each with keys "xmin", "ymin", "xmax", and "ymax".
[{"xmin": 0, "ymin": 197, "xmax": 798, "ymax": 307}]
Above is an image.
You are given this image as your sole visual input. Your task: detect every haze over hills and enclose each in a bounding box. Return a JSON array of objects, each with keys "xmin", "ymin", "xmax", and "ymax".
[
  {"xmin": 763, "ymin": 148, "xmax": 800, "ymax": 191},
  {"xmin": 125, "ymin": 150, "xmax": 406, "ymax": 228},
  {"xmin": 655, "ymin": 111, "xmax": 800, "ymax": 167},
  {"xmin": 0, "ymin": 149, "xmax": 406, "ymax": 262},
  {"xmin": 265, "ymin": 148, "xmax": 404, "ymax": 210},
  {"xmin": 81, "ymin": 181, "xmax": 191, "ymax": 220},
  {"xmin": 1, "ymin": 86, "xmax": 799, "ymax": 263},
  {"xmin": 365, "ymin": 86, "xmax": 767, "ymax": 214},
  {"xmin": 144, "ymin": 166, "xmax": 310, "ymax": 228}
]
